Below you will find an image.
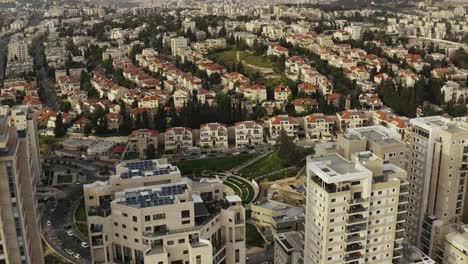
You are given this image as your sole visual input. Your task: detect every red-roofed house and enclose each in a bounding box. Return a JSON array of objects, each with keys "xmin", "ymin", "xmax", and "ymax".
[
  {"xmin": 293, "ymin": 98, "xmax": 318, "ymax": 113},
  {"xmin": 298, "ymin": 82, "xmax": 317, "ymax": 95},
  {"xmin": 359, "ymin": 93, "xmax": 382, "ymax": 109},
  {"xmin": 303, "ymin": 113, "xmax": 334, "ymax": 141},
  {"xmin": 336, "ymin": 110, "xmax": 369, "ymax": 132},
  {"xmin": 267, "ymin": 43, "xmax": 289, "ymax": 57},
  {"xmin": 266, "ymin": 115, "xmax": 299, "ymax": 143},
  {"xmin": 274, "ymin": 85, "xmax": 292, "ymax": 102}
]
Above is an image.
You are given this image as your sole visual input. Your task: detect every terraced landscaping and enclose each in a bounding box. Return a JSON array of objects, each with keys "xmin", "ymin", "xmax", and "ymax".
[
  {"xmin": 175, "ymin": 154, "xmax": 256, "ymax": 175},
  {"xmin": 223, "ymin": 176, "xmax": 256, "ymax": 204}
]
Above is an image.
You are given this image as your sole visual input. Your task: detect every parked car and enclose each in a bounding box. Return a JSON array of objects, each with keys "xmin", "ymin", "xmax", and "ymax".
[{"xmin": 81, "ymin": 242, "xmax": 89, "ymax": 248}]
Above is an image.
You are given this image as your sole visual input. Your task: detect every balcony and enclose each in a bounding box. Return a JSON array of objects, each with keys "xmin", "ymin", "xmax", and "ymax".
[
  {"xmin": 349, "ymin": 197, "xmax": 369, "ymax": 205},
  {"xmin": 346, "ymin": 243, "xmax": 364, "ymax": 253},
  {"xmin": 347, "ymin": 224, "xmax": 367, "ymax": 234},
  {"xmin": 87, "ymin": 206, "xmax": 111, "ymax": 217},
  {"xmin": 346, "ymin": 234, "xmax": 365, "ymax": 244},
  {"xmin": 346, "ymin": 215, "xmax": 367, "ymax": 225},
  {"xmin": 347, "ymin": 204, "xmax": 366, "ymax": 215},
  {"xmin": 345, "ymin": 252, "xmax": 363, "ymax": 262},
  {"xmin": 397, "ymin": 215, "xmax": 406, "ymax": 223},
  {"xmin": 398, "ymin": 197, "xmax": 408, "ymax": 204},
  {"xmin": 396, "ymin": 223, "xmax": 405, "ymax": 232}
]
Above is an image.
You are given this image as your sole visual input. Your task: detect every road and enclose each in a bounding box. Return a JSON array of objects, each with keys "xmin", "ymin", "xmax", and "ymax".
[
  {"xmin": 40, "ymin": 157, "xmax": 107, "ymax": 264},
  {"xmin": 33, "ymin": 39, "xmax": 58, "ymax": 109}
]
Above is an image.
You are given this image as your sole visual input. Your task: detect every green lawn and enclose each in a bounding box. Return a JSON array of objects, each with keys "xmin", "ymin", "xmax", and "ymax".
[
  {"xmin": 76, "ymin": 222, "xmax": 89, "ymax": 239},
  {"xmin": 239, "ymin": 151, "xmax": 286, "ymax": 180},
  {"xmin": 246, "ymin": 223, "xmax": 265, "ymax": 248},
  {"xmin": 75, "ymin": 203, "xmax": 87, "ymax": 222},
  {"xmin": 175, "ymin": 154, "xmax": 256, "ymax": 175},
  {"xmin": 207, "ymin": 50, "xmax": 238, "ymax": 67},
  {"xmin": 207, "ymin": 50, "xmax": 274, "ymax": 70},
  {"xmin": 224, "ymin": 177, "xmax": 255, "ymax": 203},
  {"xmin": 39, "ymin": 135, "xmax": 61, "ymax": 153}
]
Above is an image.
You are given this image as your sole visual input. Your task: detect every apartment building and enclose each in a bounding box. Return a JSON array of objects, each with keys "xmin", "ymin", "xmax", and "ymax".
[
  {"xmin": 336, "ymin": 110, "xmax": 369, "ymax": 132},
  {"xmin": 266, "ymin": 115, "xmax": 299, "ymax": 143},
  {"xmin": 83, "ymin": 159, "xmax": 246, "ymax": 264},
  {"xmin": 251, "ymin": 200, "xmax": 304, "ymax": 236},
  {"xmin": 444, "ymin": 225, "xmax": 468, "ymax": 264},
  {"xmin": 7, "ymin": 35, "xmax": 30, "ymax": 62},
  {"xmin": 337, "ymin": 125, "xmax": 407, "ymax": 168},
  {"xmin": 199, "ymin": 123, "xmax": 228, "ymax": 149},
  {"xmin": 405, "ymin": 116, "xmax": 468, "ymax": 262},
  {"xmin": 234, "ymin": 121, "xmax": 264, "ymax": 148},
  {"xmin": 127, "ymin": 129, "xmax": 159, "ymax": 159},
  {"xmin": 304, "ymin": 152, "xmax": 409, "ymax": 264},
  {"xmin": 0, "ymin": 112, "xmax": 44, "ymax": 264},
  {"xmin": 274, "ymin": 85, "xmax": 292, "ymax": 103},
  {"xmin": 302, "ymin": 113, "xmax": 334, "ymax": 141},
  {"xmin": 170, "ymin": 37, "xmax": 189, "ymax": 56},
  {"xmin": 274, "ymin": 231, "xmax": 305, "ymax": 264},
  {"xmin": 164, "ymin": 127, "xmax": 193, "ymax": 152}
]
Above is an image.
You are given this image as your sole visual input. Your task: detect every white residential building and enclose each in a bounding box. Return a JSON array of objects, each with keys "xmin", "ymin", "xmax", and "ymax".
[
  {"xmin": 199, "ymin": 123, "xmax": 228, "ymax": 149},
  {"xmin": 234, "ymin": 121, "xmax": 264, "ymax": 148}
]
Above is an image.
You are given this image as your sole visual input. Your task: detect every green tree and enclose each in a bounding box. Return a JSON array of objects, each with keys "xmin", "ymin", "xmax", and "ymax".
[
  {"xmin": 277, "ymin": 129, "xmax": 304, "ymax": 166},
  {"xmin": 146, "ymin": 143, "xmax": 157, "ymax": 159},
  {"xmin": 154, "ymin": 106, "xmax": 167, "ymax": 132},
  {"xmin": 54, "ymin": 113, "xmax": 66, "ymax": 138}
]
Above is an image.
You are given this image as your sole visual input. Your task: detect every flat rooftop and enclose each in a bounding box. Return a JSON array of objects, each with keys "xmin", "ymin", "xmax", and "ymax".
[
  {"xmin": 117, "ymin": 182, "xmax": 188, "ymax": 208},
  {"xmin": 307, "ymin": 153, "xmax": 372, "ymax": 184},
  {"xmin": 255, "ymin": 200, "xmax": 304, "ymax": 219},
  {"xmin": 411, "ymin": 116, "xmax": 468, "ymax": 134},
  {"xmin": 347, "ymin": 126, "xmax": 403, "ymax": 146},
  {"xmin": 275, "ymin": 231, "xmax": 304, "ymax": 253},
  {"xmin": 118, "ymin": 159, "xmax": 179, "ymax": 179}
]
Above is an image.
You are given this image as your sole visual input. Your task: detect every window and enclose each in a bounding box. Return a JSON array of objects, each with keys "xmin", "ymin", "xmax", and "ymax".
[
  {"xmin": 178, "ymin": 239, "xmax": 185, "ymax": 244},
  {"xmin": 167, "ymin": 240, "xmax": 174, "ymax": 245},
  {"xmin": 153, "ymin": 213, "xmax": 165, "ymax": 220},
  {"xmin": 181, "ymin": 210, "xmax": 190, "ymax": 218},
  {"xmin": 133, "ymin": 216, "xmax": 138, "ymax": 222},
  {"xmin": 145, "ymin": 215, "xmax": 151, "ymax": 222},
  {"xmin": 182, "ymin": 220, "xmax": 190, "ymax": 224}
]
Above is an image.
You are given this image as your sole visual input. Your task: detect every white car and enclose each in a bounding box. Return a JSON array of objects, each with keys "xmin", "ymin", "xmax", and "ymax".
[
  {"xmin": 67, "ymin": 230, "xmax": 74, "ymax": 237},
  {"xmin": 65, "ymin": 249, "xmax": 74, "ymax": 255},
  {"xmin": 73, "ymin": 253, "xmax": 81, "ymax": 259},
  {"xmin": 47, "ymin": 220, "xmax": 51, "ymax": 227},
  {"xmin": 81, "ymin": 242, "xmax": 89, "ymax": 248}
]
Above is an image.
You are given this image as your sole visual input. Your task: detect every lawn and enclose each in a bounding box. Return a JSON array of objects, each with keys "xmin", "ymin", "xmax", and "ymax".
[
  {"xmin": 224, "ymin": 177, "xmax": 255, "ymax": 203},
  {"xmin": 39, "ymin": 135, "xmax": 61, "ymax": 153},
  {"xmin": 239, "ymin": 151, "xmax": 286, "ymax": 180},
  {"xmin": 175, "ymin": 154, "xmax": 256, "ymax": 175},
  {"xmin": 75, "ymin": 202, "xmax": 87, "ymax": 222},
  {"xmin": 246, "ymin": 223, "xmax": 265, "ymax": 248},
  {"xmin": 76, "ymin": 222, "xmax": 89, "ymax": 239},
  {"xmin": 207, "ymin": 49, "xmax": 275, "ymax": 70}
]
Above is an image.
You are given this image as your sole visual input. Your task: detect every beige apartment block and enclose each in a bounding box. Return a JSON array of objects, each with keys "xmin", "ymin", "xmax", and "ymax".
[
  {"xmin": 0, "ymin": 111, "xmax": 44, "ymax": 264},
  {"xmin": 337, "ymin": 125, "xmax": 407, "ymax": 168},
  {"xmin": 84, "ymin": 159, "xmax": 245, "ymax": 264},
  {"xmin": 405, "ymin": 116, "xmax": 468, "ymax": 262},
  {"xmin": 251, "ymin": 200, "xmax": 304, "ymax": 237},
  {"xmin": 444, "ymin": 225, "xmax": 468, "ymax": 264},
  {"xmin": 274, "ymin": 231, "xmax": 304, "ymax": 264},
  {"xmin": 304, "ymin": 152, "xmax": 409, "ymax": 264},
  {"xmin": 127, "ymin": 129, "xmax": 159, "ymax": 159}
]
